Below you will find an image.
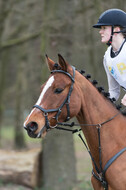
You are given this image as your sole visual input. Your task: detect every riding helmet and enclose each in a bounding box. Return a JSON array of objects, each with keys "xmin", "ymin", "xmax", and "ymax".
[{"xmin": 93, "ymin": 9, "xmax": 126, "ymax": 28}]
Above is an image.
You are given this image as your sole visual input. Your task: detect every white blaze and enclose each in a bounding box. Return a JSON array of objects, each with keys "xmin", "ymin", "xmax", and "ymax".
[
  {"xmin": 24, "ymin": 109, "xmax": 35, "ymax": 127},
  {"xmin": 23, "ymin": 76, "xmax": 54, "ymax": 127},
  {"xmin": 36, "ymin": 76, "xmax": 54, "ymax": 105}
]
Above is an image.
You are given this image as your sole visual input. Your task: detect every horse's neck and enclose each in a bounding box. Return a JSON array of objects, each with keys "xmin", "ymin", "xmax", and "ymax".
[
  {"xmin": 77, "ymin": 76, "xmax": 117, "ymax": 124},
  {"xmin": 76, "ymin": 75, "xmax": 120, "ymax": 164}
]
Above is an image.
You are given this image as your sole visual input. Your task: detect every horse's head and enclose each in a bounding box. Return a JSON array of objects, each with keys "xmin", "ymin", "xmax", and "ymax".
[{"xmin": 24, "ymin": 54, "xmax": 81, "ymax": 138}]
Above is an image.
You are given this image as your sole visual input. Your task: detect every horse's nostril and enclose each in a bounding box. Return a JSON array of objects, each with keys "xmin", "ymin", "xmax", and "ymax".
[{"xmin": 26, "ymin": 122, "xmax": 38, "ymax": 132}]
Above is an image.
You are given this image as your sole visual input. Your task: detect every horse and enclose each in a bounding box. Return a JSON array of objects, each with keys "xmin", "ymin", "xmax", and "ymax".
[{"xmin": 24, "ymin": 54, "xmax": 126, "ymax": 190}]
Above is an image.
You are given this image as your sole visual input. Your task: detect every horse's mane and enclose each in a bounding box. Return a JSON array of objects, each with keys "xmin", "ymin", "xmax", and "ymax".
[{"xmin": 78, "ymin": 69, "xmax": 122, "ymax": 111}]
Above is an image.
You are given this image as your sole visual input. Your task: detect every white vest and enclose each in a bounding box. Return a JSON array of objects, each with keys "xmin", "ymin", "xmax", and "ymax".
[{"xmin": 104, "ymin": 42, "xmax": 126, "ymax": 89}]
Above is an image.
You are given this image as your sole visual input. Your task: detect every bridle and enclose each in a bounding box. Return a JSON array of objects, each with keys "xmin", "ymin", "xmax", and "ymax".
[{"xmin": 33, "ymin": 66, "xmax": 75, "ymax": 138}]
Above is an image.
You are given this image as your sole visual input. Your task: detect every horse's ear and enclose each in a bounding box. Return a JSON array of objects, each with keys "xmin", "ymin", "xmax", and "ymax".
[
  {"xmin": 58, "ymin": 54, "xmax": 67, "ymax": 72},
  {"xmin": 45, "ymin": 54, "xmax": 55, "ymax": 71}
]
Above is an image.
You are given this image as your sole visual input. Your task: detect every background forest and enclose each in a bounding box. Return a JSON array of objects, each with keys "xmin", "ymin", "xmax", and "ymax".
[{"xmin": 0, "ymin": 0, "xmax": 126, "ymax": 190}]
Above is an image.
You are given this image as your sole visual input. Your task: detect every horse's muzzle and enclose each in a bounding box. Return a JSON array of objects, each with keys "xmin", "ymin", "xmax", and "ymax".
[{"xmin": 24, "ymin": 121, "xmax": 38, "ymax": 138}]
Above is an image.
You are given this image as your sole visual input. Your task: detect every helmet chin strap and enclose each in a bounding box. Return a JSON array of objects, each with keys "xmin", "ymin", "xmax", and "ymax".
[
  {"xmin": 106, "ymin": 26, "xmax": 114, "ymax": 46},
  {"xmin": 106, "ymin": 26, "xmax": 126, "ymax": 46}
]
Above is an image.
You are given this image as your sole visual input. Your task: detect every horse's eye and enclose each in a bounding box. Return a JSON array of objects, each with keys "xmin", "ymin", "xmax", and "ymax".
[{"xmin": 54, "ymin": 88, "xmax": 63, "ymax": 94}]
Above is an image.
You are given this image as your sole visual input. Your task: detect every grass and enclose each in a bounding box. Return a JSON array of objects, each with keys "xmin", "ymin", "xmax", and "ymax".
[
  {"xmin": 73, "ymin": 134, "xmax": 92, "ymax": 190},
  {"xmin": 0, "ymin": 126, "xmax": 93, "ymax": 190},
  {"xmin": 1, "ymin": 125, "xmax": 14, "ymax": 140},
  {"xmin": 1, "ymin": 125, "xmax": 41, "ymax": 147}
]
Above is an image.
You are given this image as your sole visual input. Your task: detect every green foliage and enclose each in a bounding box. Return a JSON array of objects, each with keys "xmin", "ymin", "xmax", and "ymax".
[
  {"xmin": 77, "ymin": 180, "xmax": 92, "ymax": 190},
  {"xmin": 1, "ymin": 125, "xmax": 41, "ymax": 145},
  {"xmin": 1, "ymin": 125, "xmax": 14, "ymax": 140},
  {"xmin": 0, "ymin": 179, "xmax": 4, "ymax": 187},
  {"xmin": 33, "ymin": 180, "xmax": 93, "ymax": 190}
]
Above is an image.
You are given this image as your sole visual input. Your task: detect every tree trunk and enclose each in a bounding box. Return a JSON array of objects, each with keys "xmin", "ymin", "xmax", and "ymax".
[
  {"xmin": 0, "ymin": 148, "xmax": 42, "ymax": 188},
  {"xmin": 0, "ymin": 0, "xmax": 9, "ymax": 144},
  {"xmin": 0, "ymin": 55, "xmax": 6, "ymax": 143},
  {"xmin": 41, "ymin": 1, "xmax": 77, "ymax": 190},
  {"xmin": 14, "ymin": 58, "xmax": 26, "ymax": 149},
  {"xmin": 42, "ymin": 130, "xmax": 77, "ymax": 190}
]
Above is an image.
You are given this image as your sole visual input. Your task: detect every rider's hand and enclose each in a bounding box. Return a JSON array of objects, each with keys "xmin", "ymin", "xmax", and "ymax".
[{"xmin": 121, "ymin": 94, "xmax": 126, "ymax": 106}]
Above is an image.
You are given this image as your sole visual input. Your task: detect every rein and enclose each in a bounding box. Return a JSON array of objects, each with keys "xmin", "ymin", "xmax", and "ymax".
[{"xmin": 57, "ymin": 111, "xmax": 120, "ymax": 129}]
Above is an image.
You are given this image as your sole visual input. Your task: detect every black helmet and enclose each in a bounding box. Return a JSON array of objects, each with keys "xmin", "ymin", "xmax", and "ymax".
[{"xmin": 93, "ymin": 9, "xmax": 126, "ymax": 28}]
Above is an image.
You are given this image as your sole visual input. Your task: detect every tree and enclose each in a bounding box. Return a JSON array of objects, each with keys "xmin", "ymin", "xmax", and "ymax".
[
  {"xmin": 40, "ymin": 1, "xmax": 77, "ymax": 190},
  {"xmin": 14, "ymin": 57, "xmax": 26, "ymax": 149},
  {"xmin": 0, "ymin": 0, "xmax": 11, "ymax": 143},
  {"xmin": 1, "ymin": 0, "xmax": 126, "ymax": 188},
  {"xmin": 0, "ymin": 0, "xmax": 43, "ymax": 148}
]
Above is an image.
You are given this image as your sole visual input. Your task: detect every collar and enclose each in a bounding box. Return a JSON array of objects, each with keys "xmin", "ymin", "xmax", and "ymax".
[{"xmin": 111, "ymin": 38, "xmax": 126, "ymax": 58}]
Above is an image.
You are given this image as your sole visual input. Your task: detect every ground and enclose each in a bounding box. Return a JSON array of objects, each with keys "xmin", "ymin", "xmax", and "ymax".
[
  {"xmin": 0, "ymin": 184, "xmax": 31, "ymax": 190},
  {"xmin": 0, "ymin": 132, "xmax": 92, "ymax": 190}
]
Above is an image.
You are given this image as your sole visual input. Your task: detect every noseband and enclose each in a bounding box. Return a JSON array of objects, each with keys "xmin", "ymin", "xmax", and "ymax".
[{"xmin": 33, "ymin": 66, "xmax": 75, "ymax": 137}]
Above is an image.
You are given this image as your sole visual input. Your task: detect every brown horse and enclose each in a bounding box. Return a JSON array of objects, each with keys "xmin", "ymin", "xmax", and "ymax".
[{"xmin": 24, "ymin": 54, "xmax": 126, "ymax": 190}]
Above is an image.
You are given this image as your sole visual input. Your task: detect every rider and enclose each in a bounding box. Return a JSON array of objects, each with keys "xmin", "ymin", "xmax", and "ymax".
[{"xmin": 93, "ymin": 9, "xmax": 126, "ymax": 106}]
